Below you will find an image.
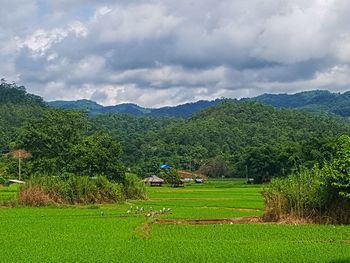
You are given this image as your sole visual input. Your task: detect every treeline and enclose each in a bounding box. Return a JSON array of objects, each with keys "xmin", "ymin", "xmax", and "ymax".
[
  {"xmin": 2, "ymin": 81, "xmax": 350, "ymax": 186},
  {"xmin": 252, "ymin": 90, "xmax": 350, "ymax": 117},
  {"xmin": 0, "ymin": 82, "xmax": 145, "ymax": 204},
  {"xmin": 263, "ymin": 135, "xmax": 350, "ymax": 224},
  {"xmin": 91, "ymin": 100, "xmax": 350, "ymax": 182}
]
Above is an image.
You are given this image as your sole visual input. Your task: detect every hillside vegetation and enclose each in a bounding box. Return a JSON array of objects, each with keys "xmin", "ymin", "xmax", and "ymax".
[
  {"xmin": 2, "ymin": 82, "xmax": 350, "ymax": 185},
  {"xmin": 252, "ymin": 90, "xmax": 350, "ymax": 117},
  {"xmin": 50, "ymin": 90, "xmax": 350, "ymax": 119},
  {"xmin": 92, "ymin": 100, "xmax": 350, "ymax": 182},
  {"xmin": 49, "ymin": 99, "xmax": 223, "ymax": 118}
]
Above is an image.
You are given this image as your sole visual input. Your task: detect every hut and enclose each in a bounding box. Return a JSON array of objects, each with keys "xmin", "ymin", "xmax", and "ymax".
[{"xmin": 143, "ymin": 175, "xmax": 164, "ymax": 187}]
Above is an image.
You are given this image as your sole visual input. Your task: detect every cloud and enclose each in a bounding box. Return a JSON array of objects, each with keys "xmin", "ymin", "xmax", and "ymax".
[{"xmin": 1, "ymin": 0, "xmax": 350, "ymax": 107}]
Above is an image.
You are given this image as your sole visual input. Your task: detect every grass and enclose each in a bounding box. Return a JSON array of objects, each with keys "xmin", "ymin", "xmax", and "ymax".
[
  {"xmin": 0, "ymin": 184, "xmax": 18, "ymax": 203},
  {"xmin": 0, "ymin": 179, "xmax": 349, "ymax": 262}
]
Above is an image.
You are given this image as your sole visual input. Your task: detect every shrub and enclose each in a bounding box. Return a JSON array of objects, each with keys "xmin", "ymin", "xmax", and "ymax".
[
  {"xmin": 263, "ymin": 165, "xmax": 350, "ymax": 224},
  {"xmin": 19, "ymin": 175, "xmax": 124, "ymax": 206},
  {"xmin": 263, "ymin": 166, "xmax": 326, "ymax": 222},
  {"xmin": 123, "ymin": 173, "xmax": 147, "ymax": 200},
  {"xmin": 0, "ymin": 176, "xmax": 5, "ymax": 185},
  {"xmin": 161, "ymin": 169, "xmax": 182, "ymax": 186},
  {"xmin": 18, "ymin": 187, "xmax": 53, "ymax": 206},
  {"xmin": 95, "ymin": 176, "xmax": 124, "ymax": 202}
]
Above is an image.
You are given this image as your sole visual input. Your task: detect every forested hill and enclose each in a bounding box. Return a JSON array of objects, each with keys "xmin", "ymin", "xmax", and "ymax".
[
  {"xmin": 250, "ymin": 90, "xmax": 350, "ymax": 117},
  {"xmin": 50, "ymin": 90, "xmax": 350, "ymax": 118},
  {"xmin": 92, "ymin": 100, "xmax": 350, "ymax": 181},
  {"xmin": 0, "ymin": 82, "xmax": 46, "ymax": 147},
  {"xmin": 48, "ymin": 99, "xmax": 224, "ymax": 117},
  {"xmin": 3, "ymin": 82, "xmax": 350, "ymax": 182},
  {"xmin": 0, "ymin": 81, "xmax": 44, "ymax": 106}
]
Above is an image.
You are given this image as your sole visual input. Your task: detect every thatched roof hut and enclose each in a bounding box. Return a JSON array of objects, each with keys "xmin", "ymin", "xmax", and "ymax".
[{"xmin": 143, "ymin": 175, "xmax": 164, "ymax": 186}]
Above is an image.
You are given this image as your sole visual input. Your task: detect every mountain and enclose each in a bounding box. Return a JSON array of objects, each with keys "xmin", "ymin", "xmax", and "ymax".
[
  {"xmin": 91, "ymin": 99, "xmax": 350, "ymax": 181},
  {"xmin": 2, "ymin": 82, "xmax": 350, "ymax": 182},
  {"xmin": 250, "ymin": 90, "xmax": 350, "ymax": 117},
  {"xmin": 48, "ymin": 99, "xmax": 103, "ymax": 112},
  {"xmin": 0, "ymin": 82, "xmax": 46, "ymax": 146},
  {"xmin": 151, "ymin": 100, "xmax": 222, "ymax": 118},
  {"xmin": 48, "ymin": 90, "xmax": 350, "ymax": 118},
  {"xmin": 48, "ymin": 99, "xmax": 223, "ymax": 117}
]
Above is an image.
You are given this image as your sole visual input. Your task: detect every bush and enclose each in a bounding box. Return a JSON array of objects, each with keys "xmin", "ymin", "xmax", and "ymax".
[
  {"xmin": 18, "ymin": 187, "xmax": 52, "ymax": 206},
  {"xmin": 263, "ymin": 165, "xmax": 350, "ymax": 224},
  {"xmin": 123, "ymin": 173, "xmax": 147, "ymax": 200},
  {"xmin": 19, "ymin": 175, "xmax": 124, "ymax": 206},
  {"xmin": 263, "ymin": 166, "xmax": 325, "ymax": 221},
  {"xmin": 161, "ymin": 169, "xmax": 182, "ymax": 186},
  {"xmin": 263, "ymin": 135, "xmax": 350, "ymax": 224},
  {"xmin": 0, "ymin": 176, "xmax": 5, "ymax": 185}
]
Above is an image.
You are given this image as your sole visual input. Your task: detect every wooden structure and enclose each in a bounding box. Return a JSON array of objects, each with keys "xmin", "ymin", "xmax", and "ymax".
[{"xmin": 143, "ymin": 175, "xmax": 164, "ymax": 186}]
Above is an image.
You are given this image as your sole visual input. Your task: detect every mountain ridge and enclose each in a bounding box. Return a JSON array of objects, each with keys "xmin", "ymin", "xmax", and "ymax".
[
  {"xmin": 48, "ymin": 99, "xmax": 225, "ymax": 118},
  {"xmin": 48, "ymin": 89, "xmax": 350, "ymax": 118}
]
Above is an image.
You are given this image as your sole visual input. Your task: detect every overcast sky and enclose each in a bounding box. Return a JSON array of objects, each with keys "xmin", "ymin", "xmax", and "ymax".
[{"xmin": 1, "ymin": 0, "xmax": 350, "ymax": 107}]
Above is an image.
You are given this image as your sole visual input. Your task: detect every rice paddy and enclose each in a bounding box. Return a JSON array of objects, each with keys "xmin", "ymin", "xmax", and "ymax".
[{"xmin": 0, "ymin": 179, "xmax": 349, "ymax": 262}]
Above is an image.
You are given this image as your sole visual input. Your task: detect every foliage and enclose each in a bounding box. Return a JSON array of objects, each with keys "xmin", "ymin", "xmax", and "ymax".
[
  {"xmin": 2, "ymin": 82, "xmax": 350, "ymax": 188},
  {"xmin": 94, "ymin": 100, "xmax": 350, "ymax": 180},
  {"xmin": 0, "ymin": 81, "xmax": 45, "ymax": 147},
  {"xmin": 0, "ymin": 175, "xmax": 5, "ymax": 184},
  {"xmin": 19, "ymin": 175, "xmax": 124, "ymax": 205},
  {"xmin": 70, "ymin": 132, "xmax": 125, "ymax": 182},
  {"xmin": 198, "ymin": 156, "xmax": 232, "ymax": 178},
  {"xmin": 123, "ymin": 173, "xmax": 147, "ymax": 200},
  {"xmin": 263, "ymin": 136, "xmax": 350, "ymax": 223},
  {"xmin": 0, "ymin": 80, "xmax": 44, "ymax": 106},
  {"xmin": 252, "ymin": 89, "xmax": 350, "ymax": 117},
  {"xmin": 18, "ymin": 187, "xmax": 53, "ymax": 206},
  {"xmin": 17, "ymin": 108, "xmax": 88, "ymax": 174},
  {"xmin": 322, "ymin": 135, "xmax": 350, "ymax": 199},
  {"xmin": 161, "ymin": 169, "xmax": 182, "ymax": 186},
  {"xmin": 263, "ymin": 167, "xmax": 325, "ymax": 221},
  {"xmin": 49, "ymin": 98, "xmax": 223, "ymax": 118}
]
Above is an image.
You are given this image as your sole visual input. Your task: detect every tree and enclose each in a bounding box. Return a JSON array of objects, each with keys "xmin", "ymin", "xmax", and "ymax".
[
  {"xmin": 198, "ymin": 156, "xmax": 231, "ymax": 178},
  {"xmin": 322, "ymin": 135, "xmax": 350, "ymax": 199},
  {"xmin": 161, "ymin": 169, "xmax": 181, "ymax": 186},
  {"xmin": 70, "ymin": 132, "xmax": 125, "ymax": 182},
  {"xmin": 18, "ymin": 109, "xmax": 88, "ymax": 174},
  {"xmin": 10, "ymin": 149, "xmax": 31, "ymax": 180}
]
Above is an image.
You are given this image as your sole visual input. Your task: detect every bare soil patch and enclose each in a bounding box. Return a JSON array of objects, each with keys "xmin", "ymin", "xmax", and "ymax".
[
  {"xmin": 151, "ymin": 197, "xmax": 230, "ymax": 201},
  {"xmin": 154, "ymin": 216, "xmax": 314, "ymax": 225},
  {"xmin": 154, "ymin": 216, "xmax": 263, "ymax": 225}
]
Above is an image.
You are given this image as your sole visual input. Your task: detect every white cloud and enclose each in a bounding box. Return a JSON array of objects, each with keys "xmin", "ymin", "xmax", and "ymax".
[
  {"xmin": 1, "ymin": 0, "xmax": 350, "ymax": 107},
  {"xmin": 17, "ymin": 22, "xmax": 88, "ymax": 57}
]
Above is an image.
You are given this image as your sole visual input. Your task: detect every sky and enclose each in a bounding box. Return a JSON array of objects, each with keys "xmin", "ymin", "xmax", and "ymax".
[{"xmin": 1, "ymin": 0, "xmax": 350, "ymax": 107}]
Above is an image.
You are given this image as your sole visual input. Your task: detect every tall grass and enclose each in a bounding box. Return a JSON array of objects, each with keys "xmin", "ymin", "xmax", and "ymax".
[
  {"xmin": 19, "ymin": 175, "xmax": 124, "ymax": 206},
  {"xmin": 263, "ymin": 166, "xmax": 350, "ymax": 224},
  {"xmin": 123, "ymin": 173, "xmax": 147, "ymax": 200}
]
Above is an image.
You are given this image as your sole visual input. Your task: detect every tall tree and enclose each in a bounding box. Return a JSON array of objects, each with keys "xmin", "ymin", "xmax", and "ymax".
[{"xmin": 70, "ymin": 132, "xmax": 125, "ymax": 182}]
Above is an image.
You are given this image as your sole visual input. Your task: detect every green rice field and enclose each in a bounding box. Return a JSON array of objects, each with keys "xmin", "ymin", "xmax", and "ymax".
[{"xmin": 0, "ymin": 180, "xmax": 349, "ymax": 262}]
